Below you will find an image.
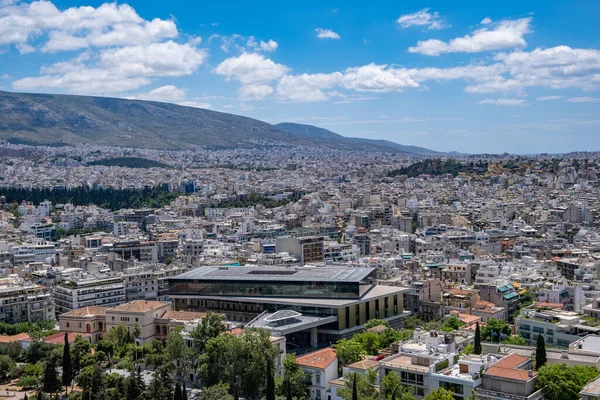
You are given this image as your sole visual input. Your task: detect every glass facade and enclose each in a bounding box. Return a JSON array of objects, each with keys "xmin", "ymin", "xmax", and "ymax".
[{"xmin": 169, "ymin": 279, "xmax": 362, "ymax": 299}]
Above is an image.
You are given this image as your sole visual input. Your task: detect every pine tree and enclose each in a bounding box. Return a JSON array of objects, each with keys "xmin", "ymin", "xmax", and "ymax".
[
  {"xmin": 352, "ymin": 373, "xmax": 358, "ymax": 400},
  {"xmin": 536, "ymin": 335, "xmax": 547, "ymax": 369},
  {"xmin": 42, "ymin": 357, "xmax": 61, "ymax": 394},
  {"xmin": 62, "ymin": 332, "xmax": 72, "ymax": 394},
  {"xmin": 174, "ymin": 382, "xmax": 182, "ymax": 400},
  {"xmin": 182, "ymin": 384, "xmax": 188, "ymax": 400},
  {"xmin": 474, "ymin": 322, "xmax": 482, "ymax": 355},
  {"xmin": 126, "ymin": 365, "xmax": 145, "ymax": 400}
]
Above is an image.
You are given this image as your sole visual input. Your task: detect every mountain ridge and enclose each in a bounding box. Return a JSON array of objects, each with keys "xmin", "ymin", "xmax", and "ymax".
[{"xmin": 0, "ymin": 90, "xmax": 441, "ymax": 154}]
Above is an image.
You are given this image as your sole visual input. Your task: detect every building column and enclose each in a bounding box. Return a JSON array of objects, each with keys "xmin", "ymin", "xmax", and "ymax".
[{"xmin": 310, "ymin": 327, "xmax": 318, "ymax": 348}]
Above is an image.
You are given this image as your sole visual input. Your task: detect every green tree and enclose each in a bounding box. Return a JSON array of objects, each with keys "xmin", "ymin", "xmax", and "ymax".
[
  {"xmin": 364, "ymin": 319, "xmax": 390, "ymax": 329},
  {"xmin": 474, "ymin": 322, "xmax": 482, "ymax": 355},
  {"xmin": 276, "ymin": 354, "xmax": 309, "ymax": 400},
  {"xmin": 105, "ymin": 324, "xmax": 133, "ymax": 348},
  {"xmin": 334, "ymin": 339, "xmax": 365, "ymax": 366},
  {"xmin": 239, "ymin": 328, "xmax": 279, "ymax": 397},
  {"xmin": 352, "ymin": 331, "xmax": 381, "ymax": 356},
  {"xmin": 199, "ymin": 383, "xmax": 234, "ymax": 400},
  {"xmin": 440, "ymin": 316, "xmax": 464, "ymax": 332},
  {"xmin": 423, "ymin": 388, "xmax": 455, "ymax": 400},
  {"xmin": 190, "ymin": 312, "xmax": 226, "ymax": 354},
  {"xmin": 482, "ymin": 318, "xmax": 511, "ymax": 342},
  {"xmin": 537, "ymin": 364, "xmax": 600, "ymax": 400},
  {"xmin": 62, "ymin": 332, "xmax": 73, "ymax": 394},
  {"xmin": 166, "ymin": 327, "xmax": 190, "ymax": 381},
  {"xmin": 126, "ymin": 365, "xmax": 145, "ymax": 400},
  {"xmin": 71, "ymin": 335, "xmax": 92, "ymax": 385},
  {"xmin": 338, "ymin": 371, "xmax": 379, "ymax": 400},
  {"xmin": 42, "ymin": 357, "xmax": 61, "ymax": 394},
  {"xmin": 76, "ymin": 364, "xmax": 105, "ymax": 399},
  {"xmin": 0, "ymin": 354, "xmax": 15, "ymax": 382},
  {"xmin": 536, "ymin": 335, "xmax": 547, "ymax": 369},
  {"xmin": 17, "ymin": 375, "xmax": 40, "ymax": 389},
  {"xmin": 502, "ymin": 335, "xmax": 526, "ymax": 346},
  {"xmin": 146, "ymin": 366, "xmax": 174, "ymax": 400},
  {"xmin": 266, "ymin": 353, "xmax": 275, "ymax": 400},
  {"xmin": 198, "ymin": 333, "xmax": 244, "ymax": 398}
]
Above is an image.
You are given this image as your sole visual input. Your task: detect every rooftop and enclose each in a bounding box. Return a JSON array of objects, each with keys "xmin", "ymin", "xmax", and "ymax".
[
  {"xmin": 172, "ymin": 265, "xmax": 376, "ymax": 283},
  {"xmin": 484, "ymin": 354, "xmax": 535, "ymax": 382},
  {"xmin": 296, "ymin": 347, "xmax": 337, "ymax": 370},
  {"xmin": 61, "ymin": 306, "xmax": 108, "ymax": 317},
  {"xmin": 110, "ymin": 300, "xmax": 170, "ymax": 313}
]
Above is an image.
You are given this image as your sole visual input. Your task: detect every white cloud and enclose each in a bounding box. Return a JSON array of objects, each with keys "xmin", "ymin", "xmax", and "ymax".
[
  {"xmin": 238, "ymin": 84, "xmax": 274, "ymax": 100},
  {"xmin": 132, "ymin": 85, "xmax": 187, "ymax": 102},
  {"xmin": 12, "ymin": 41, "xmax": 208, "ymax": 94},
  {"xmin": 409, "ymin": 17, "xmax": 531, "ymax": 55},
  {"xmin": 276, "ymin": 63, "xmax": 419, "ymax": 102},
  {"xmin": 479, "ymin": 98, "xmax": 529, "ymax": 106},
  {"xmin": 211, "ymin": 34, "xmax": 278, "ymax": 53},
  {"xmin": 396, "ymin": 8, "xmax": 446, "ymax": 30},
  {"xmin": 315, "ymin": 28, "xmax": 341, "ymax": 39},
  {"xmin": 566, "ymin": 97, "xmax": 599, "ymax": 103},
  {"xmin": 536, "ymin": 95, "xmax": 565, "ymax": 101},
  {"xmin": 215, "ymin": 52, "xmax": 289, "ymax": 84},
  {"xmin": 0, "ymin": 1, "xmax": 177, "ymax": 52},
  {"xmin": 259, "ymin": 39, "xmax": 278, "ymax": 52},
  {"xmin": 481, "ymin": 17, "xmax": 492, "ymax": 25},
  {"xmin": 100, "ymin": 41, "xmax": 208, "ymax": 77}
]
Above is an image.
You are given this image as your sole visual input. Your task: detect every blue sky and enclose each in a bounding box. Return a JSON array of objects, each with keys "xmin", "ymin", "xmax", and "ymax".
[{"xmin": 1, "ymin": 0, "xmax": 599, "ymax": 154}]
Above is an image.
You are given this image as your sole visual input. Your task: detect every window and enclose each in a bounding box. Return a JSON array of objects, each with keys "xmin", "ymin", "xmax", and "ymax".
[
  {"xmin": 316, "ymin": 373, "xmax": 320, "ymax": 384},
  {"xmin": 66, "ymin": 322, "xmax": 70, "ymax": 328}
]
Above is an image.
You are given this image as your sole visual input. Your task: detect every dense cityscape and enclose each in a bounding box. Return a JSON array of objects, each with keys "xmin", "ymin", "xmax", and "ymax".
[
  {"xmin": 1, "ymin": 0, "xmax": 600, "ymax": 399},
  {"xmin": 0, "ymin": 139, "xmax": 596, "ymax": 399}
]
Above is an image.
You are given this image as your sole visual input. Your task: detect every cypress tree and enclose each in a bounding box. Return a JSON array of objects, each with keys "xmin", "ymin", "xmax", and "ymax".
[
  {"xmin": 266, "ymin": 358, "xmax": 275, "ymax": 400},
  {"xmin": 352, "ymin": 374, "xmax": 358, "ymax": 400},
  {"xmin": 62, "ymin": 332, "xmax": 72, "ymax": 394},
  {"xmin": 174, "ymin": 382, "xmax": 182, "ymax": 400},
  {"xmin": 536, "ymin": 335, "xmax": 547, "ymax": 369},
  {"xmin": 474, "ymin": 322, "xmax": 482, "ymax": 355},
  {"xmin": 182, "ymin": 384, "xmax": 188, "ymax": 400}
]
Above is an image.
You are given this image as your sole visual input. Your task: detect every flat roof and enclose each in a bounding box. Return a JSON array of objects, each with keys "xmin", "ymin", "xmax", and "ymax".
[{"xmin": 172, "ymin": 265, "xmax": 376, "ymax": 283}]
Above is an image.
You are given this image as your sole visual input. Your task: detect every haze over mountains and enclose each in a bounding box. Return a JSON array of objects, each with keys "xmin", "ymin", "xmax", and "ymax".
[{"xmin": 0, "ymin": 91, "xmax": 441, "ymax": 154}]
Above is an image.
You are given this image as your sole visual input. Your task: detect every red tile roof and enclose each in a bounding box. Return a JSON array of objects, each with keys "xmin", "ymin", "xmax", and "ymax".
[
  {"xmin": 296, "ymin": 347, "xmax": 337, "ymax": 370},
  {"xmin": 45, "ymin": 332, "xmax": 90, "ymax": 344},
  {"xmin": 0, "ymin": 333, "xmax": 31, "ymax": 343},
  {"xmin": 485, "ymin": 354, "xmax": 535, "ymax": 381}
]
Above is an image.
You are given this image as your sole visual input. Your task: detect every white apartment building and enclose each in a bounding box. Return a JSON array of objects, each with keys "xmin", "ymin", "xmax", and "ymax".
[
  {"xmin": 0, "ymin": 278, "xmax": 54, "ymax": 323},
  {"xmin": 12, "ymin": 244, "xmax": 56, "ymax": 264},
  {"xmin": 53, "ymin": 276, "xmax": 126, "ymax": 315}
]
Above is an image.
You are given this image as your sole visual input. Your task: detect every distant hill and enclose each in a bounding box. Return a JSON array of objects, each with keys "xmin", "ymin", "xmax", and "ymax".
[
  {"xmin": 0, "ymin": 90, "xmax": 441, "ymax": 154},
  {"xmin": 275, "ymin": 122, "xmax": 442, "ymax": 154}
]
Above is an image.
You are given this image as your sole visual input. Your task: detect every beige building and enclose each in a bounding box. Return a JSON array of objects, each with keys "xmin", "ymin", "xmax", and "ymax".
[
  {"xmin": 58, "ymin": 306, "xmax": 107, "ymax": 343},
  {"xmin": 105, "ymin": 300, "xmax": 172, "ymax": 343}
]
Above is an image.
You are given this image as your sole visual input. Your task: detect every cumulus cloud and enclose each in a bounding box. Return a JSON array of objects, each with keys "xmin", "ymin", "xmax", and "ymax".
[
  {"xmin": 409, "ymin": 17, "xmax": 531, "ymax": 55},
  {"xmin": 0, "ymin": 1, "xmax": 177, "ymax": 52},
  {"xmin": 479, "ymin": 98, "xmax": 529, "ymax": 106},
  {"xmin": 215, "ymin": 52, "xmax": 288, "ymax": 100},
  {"xmin": 12, "ymin": 41, "xmax": 208, "ymax": 93},
  {"xmin": 238, "ymin": 84, "xmax": 274, "ymax": 100},
  {"xmin": 6, "ymin": 1, "xmax": 209, "ymax": 97},
  {"xmin": 396, "ymin": 8, "xmax": 446, "ymax": 30},
  {"xmin": 276, "ymin": 63, "xmax": 419, "ymax": 102},
  {"xmin": 259, "ymin": 39, "xmax": 278, "ymax": 52},
  {"xmin": 481, "ymin": 17, "xmax": 492, "ymax": 25},
  {"xmin": 215, "ymin": 52, "xmax": 289, "ymax": 84},
  {"xmin": 211, "ymin": 34, "xmax": 278, "ymax": 53},
  {"xmin": 315, "ymin": 28, "xmax": 341, "ymax": 39}
]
